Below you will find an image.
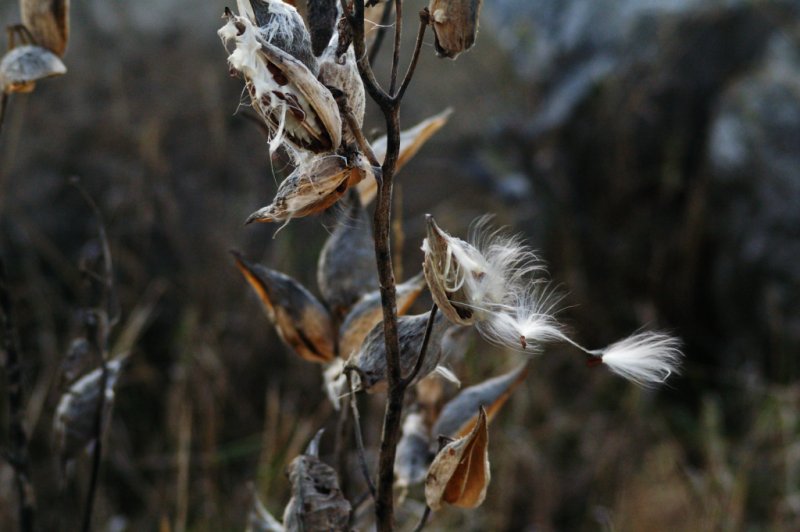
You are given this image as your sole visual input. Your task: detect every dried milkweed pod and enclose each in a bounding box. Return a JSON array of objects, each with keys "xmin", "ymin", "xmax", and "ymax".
[
  {"xmin": 338, "ymin": 272, "xmax": 426, "ymax": 359},
  {"xmin": 395, "ymin": 412, "xmax": 433, "ymax": 488},
  {"xmin": 307, "ymin": 0, "xmax": 338, "ymax": 56},
  {"xmin": 237, "ymin": 0, "xmax": 317, "ymax": 71},
  {"xmin": 53, "ymin": 355, "xmax": 128, "ymax": 468},
  {"xmin": 425, "ymin": 406, "xmax": 490, "ymax": 510},
  {"xmin": 428, "ymin": 0, "xmax": 483, "ymax": 59},
  {"xmin": 233, "ymin": 252, "xmax": 335, "ymax": 363},
  {"xmin": 346, "ymin": 310, "xmax": 449, "ymax": 393},
  {"xmin": 21, "ymin": 0, "xmax": 70, "ymax": 57},
  {"xmin": 283, "ymin": 442, "xmax": 351, "ymax": 531},
  {"xmin": 0, "ymin": 44, "xmax": 66, "ymax": 94},
  {"xmin": 245, "ymin": 153, "xmax": 370, "ymax": 225},
  {"xmin": 219, "ymin": 8, "xmax": 341, "ymax": 154},
  {"xmin": 358, "ymin": 108, "xmax": 452, "ymax": 204},
  {"xmin": 318, "ymin": 34, "xmax": 365, "ymax": 146},
  {"xmin": 316, "ymin": 191, "xmax": 377, "ymax": 319},
  {"xmin": 433, "ymin": 364, "xmax": 528, "ymax": 440}
]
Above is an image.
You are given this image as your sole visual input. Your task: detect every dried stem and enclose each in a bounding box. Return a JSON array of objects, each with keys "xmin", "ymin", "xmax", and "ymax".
[
  {"xmin": 0, "ymin": 258, "xmax": 35, "ymax": 532},
  {"xmin": 389, "ymin": 0, "xmax": 402, "ymax": 95},
  {"xmin": 395, "ymin": 10, "xmax": 430, "ymax": 101},
  {"xmin": 402, "ymin": 304, "xmax": 438, "ymax": 387},
  {"xmin": 412, "ymin": 505, "xmax": 431, "ymax": 532},
  {"xmin": 346, "ymin": 369, "xmax": 376, "ymax": 498}
]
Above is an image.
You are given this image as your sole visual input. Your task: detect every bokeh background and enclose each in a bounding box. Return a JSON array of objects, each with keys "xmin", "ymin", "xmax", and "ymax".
[{"xmin": 1, "ymin": 0, "xmax": 800, "ymax": 530}]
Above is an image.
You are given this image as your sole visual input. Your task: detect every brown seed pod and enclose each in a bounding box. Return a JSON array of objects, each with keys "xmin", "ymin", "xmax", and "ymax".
[
  {"xmin": 245, "ymin": 153, "xmax": 370, "ymax": 224},
  {"xmin": 307, "ymin": 0, "xmax": 338, "ymax": 56},
  {"xmin": 0, "ymin": 44, "xmax": 66, "ymax": 93},
  {"xmin": 395, "ymin": 412, "xmax": 433, "ymax": 488},
  {"xmin": 283, "ymin": 450, "xmax": 351, "ymax": 531},
  {"xmin": 220, "ymin": 9, "xmax": 341, "ymax": 153},
  {"xmin": 425, "ymin": 406, "xmax": 490, "ymax": 510},
  {"xmin": 21, "ymin": 0, "xmax": 70, "ymax": 57},
  {"xmin": 316, "ymin": 191, "xmax": 377, "ymax": 319},
  {"xmin": 233, "ymin": 252, "xmax": 336, "ymax": 363},
  {"xmin": 346, "ymin": 310, "xmax": 449, "ymax": 393},
  {"xmin": 428, "ymin": 0, "xmax": 483, "ymax": 59},
  {"xmin": 337, "ymin": 272, "xmax": 426, "ymax": 359},
  {"xmin": 53, "ymin": 356, "xmax": 128, "ymax": 468},
  {"xmin": 358, "ymin": 108, "xmax": 452, "ymax": 204},
  {"xmin": 432, "ymin": 363, "xmax": 528, "ymax": 441}
]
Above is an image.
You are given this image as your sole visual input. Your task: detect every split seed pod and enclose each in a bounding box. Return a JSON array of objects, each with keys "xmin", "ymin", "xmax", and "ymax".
[
  {"xmin": 316, "ymin": 191, "xmax": 377, "ymax": 319},
  {"xmin": 233, "ymin": 252, "xmax": 335, "ymax": 363},
  {"xmin": 433, "ymin": 364, "xmax": 528, "ymax": 440},
  {"xmin": 395, "ymin": 412, "xmax": 433, "ymax": 488},
  {"xmin": 21, "ymin": 0, "xmax": 70, "ymax": 57},
  {"xmin": 219, "ymin": 9, "xmax": 341, "ymax": 153},
  {"xmin": 53, "ymin": 356, "xmax": 128, "ymax": 468},
  {"xmin": 347, "ymin": 310, "xmax": 449, "ymax": 393},
  {"xmin": 338, "ymin": 272, "xmax": 426, "ymax": 359},
  {"xmin": 239, "ymin": 0, "xmax": 317, "ymax": 71},
  {"xmin": 283, "ymin": 448, "xmax": 351, "ymax": 531},
  {"xmin": 0, "ymin": 45, "xmax": 66, "ymax": 93},
  {"xmin": 425, "ymin": 406, "xmax": 490, "ymax": 510},
  {"xmin": 245, "ymin": 153, "xmax": 370, "ymax": 224},
  {"xmin": 359, "ymin": 108, "xmax": 452, "ymax": 204},
  {"xmin": 428, "ymin": 0, "xmax": 483, "ymax": 59}
]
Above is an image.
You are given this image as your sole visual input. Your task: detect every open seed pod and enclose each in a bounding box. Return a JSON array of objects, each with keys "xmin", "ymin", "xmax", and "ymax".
[
  {"xmin": 358, "ymin": 108, "xmax": 453, "ymax": 204},
  {"xmin": 283, "ymin": 444, "xmax": 351, "ymax": 531},
  {"xmin": 338, "ymin": 272, "xmax": 426, "ymax": 359},
  {"xmin": 219, "ymin": 8, "xmax": 341, "ymax": 153},
  {"xmin": 245, "ymin": 153, "xmax": 370, "ymax": 224},
  {"xmin": 21, "ymin": 0, "xmax": 70, "ymax": 57},
  {"xmin": 425, "ymin": 406, "xmax": 490, "ymax": 510},
  {"xmin": 433, "ymin": 363, "xmax": 528, "ymax": 441},
  {"xmin": 233, "ymin": 252, "xmax": 335, "ymax": 363},
  {"xmin": 0, "ymin": 44, "xmax": 66, "ymax": 93},
  {"xmin": 53, "ymin": 355, "xmax": 128, "ymax": 468},
  {"xmin": 316, "ymin": 191, "xmax": 377, "ymax": 319},
  {"xmin": 428, "ymin": 0, "xmax": 483, "ymax": 59},
  {"xmin": 238, "ymin": 0, "xmax": 317, "ymax": 71},
  {"xmin": 346, "ymin": 310, "xmax": 449, "ymax": 393},
  {"xmin": 395, "ymin": 412, "xmax": 433, "ymax": 488}
]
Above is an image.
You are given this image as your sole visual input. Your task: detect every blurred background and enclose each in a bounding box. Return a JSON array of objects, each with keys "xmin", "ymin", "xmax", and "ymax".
[{"xmin": 1, "ymin": 0, "xmax": 800, "ymax": 529}]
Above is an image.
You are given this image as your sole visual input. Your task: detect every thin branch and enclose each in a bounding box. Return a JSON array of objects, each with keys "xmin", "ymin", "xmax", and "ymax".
[
  {"xmin": 346, "ymin": 368, "xmax": 376, "ymax": 498},
  {"xmin": 401, "ymin": 304, "xmax": 438, "ymax": 388},
  {"xmin": 0, "ymin": 258, "xmax": 35, "ymax": 532},
  {"xmin": 367, "ymin": 1, "xmax": 394, "ymax": 65},
  {"xmin": 343, "ymin": 0, "xmax": 392, "ymax": 107},
  {"xmin": 394, "ymin": 9, "xmax": 430, "ymax": 102},
  {"xmin": 412, "ymin": 505, "xmax": 431, "ymax": 532},
  {"xmin": 388, "ymin": 0, "xmax": 402, "ymax": 95},
  {"xmin": 337, "ymin": 99, "xmax": 382, "ymax": 172}
]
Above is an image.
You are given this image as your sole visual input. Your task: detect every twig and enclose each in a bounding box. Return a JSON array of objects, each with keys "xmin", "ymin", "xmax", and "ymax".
[
  {"xmin": 0, "ymin": 258, "xmax": 35, "ymax": 532},
  {"xmin": 343, "ymin": 0, "xmax": 392, "ymax": 107},
  {"xmin": 337, "ymin": 100, "xmax": 382, "ymax": 170},
  {"xmin": 412, "ymin": 505, "xmax": 431, "ymax": 532},
  {"xmin": 394, "ymin": 10, "xmax": 430, "ymax": 102},
  {"xmin": 367, "ymin": 1, "xmax": 394, "ymax": 65},
  {"xmin": 401, "ymin": 304, "xmax": 438, "ymax": 387},
  {"xmin": 346, "ymin": 368, "xmax": 376, "ymax": 498},
  {"xmin": 388, "ymin": 0, "xmax": 402, "ymax": 95}
]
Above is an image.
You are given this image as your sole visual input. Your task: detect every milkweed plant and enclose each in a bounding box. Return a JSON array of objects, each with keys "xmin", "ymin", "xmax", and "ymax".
[{"xmin": 219, "ymin": 1, "xmax": 684, "ymax": 530}]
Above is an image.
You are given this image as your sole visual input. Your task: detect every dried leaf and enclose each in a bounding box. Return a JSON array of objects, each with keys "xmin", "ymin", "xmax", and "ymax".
[
  {"xmin": 395, "ymin": 412, "xmax": 433, "ymax": 488},
  {"xmin": 433, "ymin": 364, "xmax": 528, "ymax": 440},
  {"xmin": 359, "ymin": 108, "xmax": 453, "ymax": 204},
  {"xmin": 283, "ymin": 452, "xmax": 351, "ymax": 531},
  {"xmin": 233, "ymin": 252, "xmax": 335, "ymax": 363},
  {"xmin": 21, "ymin": 0, "xmax": 70, "ymax": 57},
  {"xmin": 0, "ymin": 45, "xmax": 66, "ymax": 93},
  {"xmin": 307, "ymin": 0, "xmax": 338, "ymax": 56},
  {"xmin": 53, "ymin": 356, "xmax": 128, "ymax": 467},
  {"xmin": 316, "ymin": 191, "xmax": 377, "ymax": 319},
  {"xmin": 346, "ymin": 310, "xmax": 449, "ymax": 393},
  {"xmin": 247, "ymin": 489, "xmax": 285, "ymax": 532},
  {"xmin": 425, "ymin": 406, "xmax": 490, "ymax": 511},
  {"xmin": 245, "ymin": 154, "xmax": 370, "ymax": 224},
  {"xmin": 428, "ymin": 0, "xmax": 483, "ymax": 59},
  {"xmin": 337, "ymin": 272, "xmax": 426, "ymax": 359}
]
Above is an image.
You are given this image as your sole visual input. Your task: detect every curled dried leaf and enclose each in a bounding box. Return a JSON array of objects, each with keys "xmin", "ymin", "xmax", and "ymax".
[
  {"xmin": 395, "ymin": 412, "xmax": 433, "ymax": 488},
  {"xmin": 425, "ymin": 406, "xmax": 490, "ymax": 511},
  {"xmin": 428, "ymin": 0, "xmax": 483, "ymax": 59},
  {"xmin": 1, "ymin": 45, "xmax": 66, "ymax": 93},
  {"xmin": 337, "ymin": 272, "xmax": 426, "ymax": 359},
  {"xmin": 21, "ymin": 0, "xmax": 70, "ymax": 57},
  {"xmin": 283, "ymin": 452, "xmax": 351, "ymax": 531},
  {"xmin": 433, "ymin": 363, "xmax": 528, "ymax": 440},
  {"xmin": 219, "ymin": 9, "xmax": 341, "ymax": 153},
  {"xmin": 233, "ymin": 252, "xmax": 335, "ymax": 363},
  {"xmin": 358, "ymin": 108, "xmax": 453, "ymax": 204},
  {"xmin": 246, "ymin": 153, "xmax": 370, "ymax": 224},
  {"xmin": 53, "ymin": 356, "xmax": 128, "ymax": 468},
  {"xmin": 346, "ymin": 310, "xmax": 449, "ymax": 393},
  {"xmin": 316, "ymin": 191, "xmax": 377, "ymax": 319}
]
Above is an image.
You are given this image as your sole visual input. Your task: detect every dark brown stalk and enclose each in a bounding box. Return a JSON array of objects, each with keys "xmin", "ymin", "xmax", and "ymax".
[
  {"xmin": 367, "ymin": 1, "xmax": 394, "ymax": 65},
  {"xmin": 395, "ymin": 10, "xmax": 430, "ymax": 102},
  {"xmin": 346, "ymin": 369, "xmax": 376, "ymax": 498},
  {"xmin": 412, "ymin": 505, "xmax": 431, "ymax": 532},
  {"xmin": 402, "ymin": 304, "xmax": 438, "ymax": 387},
  {"xmin": 388, "ymin": 0, "xmax": 402, "ymax": 95},
  {"xmin": 0, "ymin": 258, "xmax": 35, "ymax": 532}
]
